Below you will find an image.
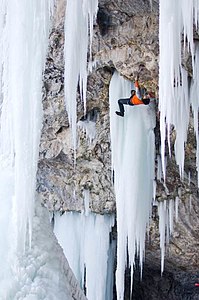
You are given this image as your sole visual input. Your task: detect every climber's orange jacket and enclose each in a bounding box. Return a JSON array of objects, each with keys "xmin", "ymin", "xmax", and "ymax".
[{"xmin": 130, "ymin": 95, "xmax": 144, "ymax": 105}]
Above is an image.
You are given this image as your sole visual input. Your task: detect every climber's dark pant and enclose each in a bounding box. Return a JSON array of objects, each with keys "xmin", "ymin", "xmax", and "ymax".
[
  {"xmin": 118, "ymin": 98, "xmax": 133, "ymax": 114},
  {"xmin": 117, "ymin": 97, "xmax": 150, "ymax": 114}
]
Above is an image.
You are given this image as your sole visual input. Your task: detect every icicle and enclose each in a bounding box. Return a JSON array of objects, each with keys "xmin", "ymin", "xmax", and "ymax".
[
  {"xmin": 169, "ymin": 199, "xmax": 174, "ymax": 234},
  {"xmin": 175, "ymin": 196, "xmax": 179, "ymax": 221},
  {"xmin": 188, "ymin": 171, "xmax": 191, "ymax": 185},
  {"xmin": 158, "ymin": 199, "xmax": 175, "ymax": 274},
  {"xmin": 64, "ymin": 0, "xmax": 98, "ymax": 151},
  {"xmin": 189, "ymin": 194, "xmax": 192, "ymax": 211},
  {"xmin": 83, "ymin": 0, "xmax": 98, "ymax": 60},
  {"xmin": 0, "ymin": 0, "xmax": 54, "ymax": 253},
  {"xmin": 83, "ymin": 188, "xmax": 90, "ymax": 216},
  {"xmin": 165, "ymin": 202, "xmax": 170, "ymax": 245},
  {"xmin": 157, "ymin": 154, "xmax": 163, "ymax": 181},
  {"xmin": 153, "ymin": 180, "xmax": 157, "ymax": 203},
  {"xmin": 54, "ymin": 211, "xmax": 115, "ymax": 300},
  {"xmin": 109, "ymin": 71, "xmax": 155, "ymax": 299},
  {"xmin": 190, "ymin": 45, "xmax": 199, "ymax": 186},
  {"xmin": 158, "ymin": 201, "xmax": 166, "ymax": 274}
]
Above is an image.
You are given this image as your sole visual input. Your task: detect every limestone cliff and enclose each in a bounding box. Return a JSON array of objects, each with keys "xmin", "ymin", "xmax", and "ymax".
[{"xmin": 37, "ymin": 0, "xmax": 199, "ymax": 299}]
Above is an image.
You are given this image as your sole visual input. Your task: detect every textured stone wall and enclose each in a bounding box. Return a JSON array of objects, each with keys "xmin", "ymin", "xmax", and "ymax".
[{"xmin": 37, "ymin": 0, "xmax": 159, "ymax": 213}]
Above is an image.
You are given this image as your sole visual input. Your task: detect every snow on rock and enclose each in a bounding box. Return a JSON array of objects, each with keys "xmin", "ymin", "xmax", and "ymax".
[
  {"xmin": 54, "ymin": 192, "xmax": 115, "ymax": 300},
  {"xmin": 109, "ymin": 71, "xmax": 155, "ymax": 299},
  {"xmin": 0, "ymin": 199, "xmax": 86, "ymax": 300},
  {"xmin": 78, "ymin": 119, "xmax": 96, "ymax": 144}
]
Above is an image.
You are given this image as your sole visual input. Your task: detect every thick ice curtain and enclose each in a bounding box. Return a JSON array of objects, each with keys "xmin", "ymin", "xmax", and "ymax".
[
  {"xmin": 54, "ymin": 211, "xmax": 115, "ymax": 300},
  {"xmin": 159, "ymin": 0, "xmax": 199, "ymax": 273},
  {"xmin": 0, "ymin": 0, "xmax": 54, "ymax": 254},
  {"xmin": 109, "ymin": 72, "xmax": 155, "ymax": 299},
  {"xmin": 159, "ymin": 0, "xmax": 199, "ymax": 179}
]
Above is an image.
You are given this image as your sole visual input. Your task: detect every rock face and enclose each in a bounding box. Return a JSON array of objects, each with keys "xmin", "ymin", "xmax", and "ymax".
[
  {"xmin": 38, "ymin": 0, "xmax": 159, "ymax": 213},
  {"xmin": 37, "ymin": 0, "xmax": 199, "ymax": 299}
]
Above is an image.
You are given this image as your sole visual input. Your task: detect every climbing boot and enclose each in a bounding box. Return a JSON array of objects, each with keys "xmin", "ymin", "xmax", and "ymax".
[{"xmin": 115, "ymin": 111, "xmax": 124, "ymax": 117}]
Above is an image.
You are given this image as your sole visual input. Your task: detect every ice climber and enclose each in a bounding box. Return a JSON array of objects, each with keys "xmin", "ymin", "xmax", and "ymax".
[{"xmin": 115, "ymin": 77, "xmax": 151, "ymax": 117}]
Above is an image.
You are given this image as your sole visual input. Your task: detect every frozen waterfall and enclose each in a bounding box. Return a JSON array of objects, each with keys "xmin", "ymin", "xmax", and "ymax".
[
  {"xmin": 0, "ymin": 0, "xmax": 54, "ymax": 253},
  {"xmin": 0, "ymin": 0, "xmax": 82, "ymax": 298},
  {"xmin": 0, "ymin": 2, "xmax": 88, "ymax": 299},
  {"xmin": 2, "ymin": 0, "xmax": 199, "ymax": 298},
  {"xmin": 159, "ymin": 0, "xmax": 199, "ymax": 273},
  {"xmin": 109, "ymin": 72, "xmax": 156, "ymax": 299},
  {"xmin": 159, "ymin": 0, "xmax": 199, "ymax": 180}
]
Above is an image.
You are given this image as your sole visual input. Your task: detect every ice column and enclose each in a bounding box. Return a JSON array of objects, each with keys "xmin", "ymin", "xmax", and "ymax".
[
  {"xmin": 109, "ymin": 72, "xmax": 155, "ymax": 299},
  {"xmin": 64, "ymin": 0, "xmax": 98, "ymax": 150},
  {"xmin": 54, "ymin": 209, "xmax": 115, "ymax": 300},
  {"xmin": 0, "ymin": 0, "xmax": 54, "ymax": 252}
]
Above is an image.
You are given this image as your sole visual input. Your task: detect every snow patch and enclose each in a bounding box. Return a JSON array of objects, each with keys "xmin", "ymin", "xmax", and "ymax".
[{"xmin": 78, "ymin": 119, "xmax": 96, "ymax": 144}]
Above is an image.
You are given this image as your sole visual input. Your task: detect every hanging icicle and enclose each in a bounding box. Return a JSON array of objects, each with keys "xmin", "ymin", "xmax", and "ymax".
[{"xmin": 64, "ymin": 0, "xmax": 98, "ymax": 151}]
